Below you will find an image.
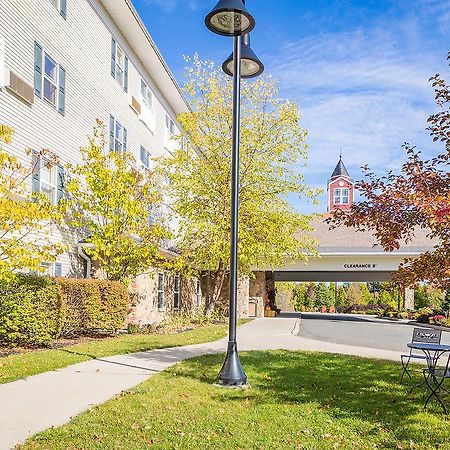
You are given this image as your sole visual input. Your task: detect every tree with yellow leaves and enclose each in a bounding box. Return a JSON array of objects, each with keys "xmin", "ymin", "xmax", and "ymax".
[
  {"xmin": 64, "ymin": 121, "xmax": 172, "ymax": 282},
  {"xmin": 0, "ymin": 125, "xmax": 64, "ymax": 280},
  {"xmin": 158, "ymin": 56, "xmax": 318, "ymax": 314}
]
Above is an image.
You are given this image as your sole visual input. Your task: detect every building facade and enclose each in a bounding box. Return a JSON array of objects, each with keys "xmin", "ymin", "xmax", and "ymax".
[{"xmin": 0, "ymin": 0, "xmax": 197, "ymax": 323}]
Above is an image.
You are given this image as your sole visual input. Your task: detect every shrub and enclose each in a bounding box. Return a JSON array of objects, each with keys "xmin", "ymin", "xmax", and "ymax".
[
  {"xmin": 429, "ymin": 314, "xmax": 446, "ymax": 326},
  {"xmin": 415, "ymin": 307, "xmax": 434, "ymax": 324},
  {"xmin": 97, "ymin": 280, "xmax": 130, "ymax": 331},
  {"xmin": 0, "ymin": 275, "xmax": 63, "ymax": 346},
  {"xmin": 336, "ymin": 303, "xmax": 389, "ymax": 315},
  {"xmin": 0, "ymin": 275, "xmax": 129, "ymax": 346},
  {"xmin": 58, "ymin": 279, "xmax": 102, "ymax": 336},
  {"xmin": 58, "ymin": 279, "xmax": 129, "ymax": 337}
]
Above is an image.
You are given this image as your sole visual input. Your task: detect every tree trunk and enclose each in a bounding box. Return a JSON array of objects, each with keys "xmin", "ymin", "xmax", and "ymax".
[{"xmin": 201, "ymin": 268, "xmax": 226, "ymax": 316}]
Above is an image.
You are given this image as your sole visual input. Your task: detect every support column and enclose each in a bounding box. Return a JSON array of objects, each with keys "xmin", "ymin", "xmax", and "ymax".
[
  {"xmin": 405, "ymin": 287, "xmax": 415, "ymax": 310},
  {"xmin": 249, "ymin": 271, "xmax": 266, "ymax": 318}
]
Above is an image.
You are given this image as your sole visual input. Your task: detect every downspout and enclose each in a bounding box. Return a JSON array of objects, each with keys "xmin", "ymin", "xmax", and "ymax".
[{"xmin": 78, "ymin": 245, "xmax": 92, "ymax": 279}]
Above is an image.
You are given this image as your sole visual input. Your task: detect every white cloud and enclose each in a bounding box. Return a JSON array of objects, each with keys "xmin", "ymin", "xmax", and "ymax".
[{"xmin": 265, "ymin": 27, "xmax": 441, "ymax": 181}]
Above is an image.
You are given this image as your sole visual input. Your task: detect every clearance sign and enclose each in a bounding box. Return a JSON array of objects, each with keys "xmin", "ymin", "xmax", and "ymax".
[{"xmin": 343, "ymin": 263, "xmax": 378, "ymax": 269}]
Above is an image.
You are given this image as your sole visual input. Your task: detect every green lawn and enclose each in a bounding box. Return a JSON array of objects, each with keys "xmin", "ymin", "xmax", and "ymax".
[
  {"xmin": 1, "ymin": 322, "xmax": 249, "ymax": 384},
  {"xmin": 19, "ymin": 351, "xmax": 450, "ymax": 450}
]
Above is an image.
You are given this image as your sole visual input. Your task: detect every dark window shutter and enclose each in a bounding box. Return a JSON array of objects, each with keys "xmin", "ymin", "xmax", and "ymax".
[
  {"xmin": 58, "ymin": 65, "xmax": 66, "ymax": 115},
  {"xmin": 60, "ymin": 0, "xmax": 67, "ymax": 19},
  {"xmin": 54, "ymin": 263, "xmax": 62, "ymax": 277},
  {"xmin": 56, "ymin": 165, "xmax": 65, "ymax": 203},
  {"xmin": 31, "ymin": 150, "xmax": 41, "ymax": 194},
  {"xmin": 111, "ymin": 37, "xmax": 116, "ymax": 78},
  {"xmin": 124, "ymin": 56, "xmax": 128, "ymax": 92},
  {"xmin": 109, "ymin": 115, "xmax": 115, "ymax": 151},
  {"xmin": 140, "ymin": 146, "xmax": 146, "ymax": 165},
  {"xmin": 123, "ymin": 127, "xmax": 127, "ymax": 152},
  {"xmin": 34, "ymin": 42, "xmax": 43, "ymax": 98}
]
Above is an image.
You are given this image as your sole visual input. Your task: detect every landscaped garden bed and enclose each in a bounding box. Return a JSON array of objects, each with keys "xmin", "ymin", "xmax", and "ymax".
[{"xmin": 17, "ymin": 351, "xmax": 450, "ymax": 449}]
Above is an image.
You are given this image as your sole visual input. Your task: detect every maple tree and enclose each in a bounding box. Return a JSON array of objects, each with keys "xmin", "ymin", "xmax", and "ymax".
[
  {"xmin": 329, "ymin": 52, "xmax": 450, "ymax": 289},
  {"xmin": 0, "ymin": 125, "xmax": 64, "ymax": 280}
]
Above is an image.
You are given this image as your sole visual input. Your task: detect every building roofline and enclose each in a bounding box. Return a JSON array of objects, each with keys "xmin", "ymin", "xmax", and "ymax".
[
  {"xmin": 99, "ymin": 0, "xmax": 191, "ymax": 115},
  {"xmin": 123, "ymin": 0, "xmax": 191, "ymax": 112}
]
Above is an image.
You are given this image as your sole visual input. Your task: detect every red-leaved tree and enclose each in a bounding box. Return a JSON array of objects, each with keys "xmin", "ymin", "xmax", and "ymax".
[{"xmin": 328, "ymin": 52, "xmax": 450, "ymax": 289}]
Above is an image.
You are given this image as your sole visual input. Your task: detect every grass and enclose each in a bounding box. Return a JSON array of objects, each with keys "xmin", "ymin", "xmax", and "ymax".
[
  {"xmin": 19, "ymin": 351, "xmax": 450, "ymax": 450},
  {"xmin": 0, "ymin": 321, "xmax": 250, "ymax": 384}
]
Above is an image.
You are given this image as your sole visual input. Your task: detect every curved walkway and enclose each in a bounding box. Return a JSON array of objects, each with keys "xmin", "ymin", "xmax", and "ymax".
[{"xmin": 0, "ymin": 317, "xmax": 409, "ymax": 449}]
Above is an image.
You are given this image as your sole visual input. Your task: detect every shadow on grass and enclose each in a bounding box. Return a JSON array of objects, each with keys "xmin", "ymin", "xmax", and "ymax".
[{"xmin": 176, "ymin": 351, "xmax": 450, "ymax": 446}]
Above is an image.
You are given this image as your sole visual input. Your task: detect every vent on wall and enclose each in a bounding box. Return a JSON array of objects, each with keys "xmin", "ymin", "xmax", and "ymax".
[
  {"xmin": 130, "ymin": 96, "xmax": 141, "ymax": 115},
  {"xmin": 4, "ymin": 70, "xmax": 34, "ymax": 105}
]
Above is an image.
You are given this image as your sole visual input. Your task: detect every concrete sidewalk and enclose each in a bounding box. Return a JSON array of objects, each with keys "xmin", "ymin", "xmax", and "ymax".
[{"xmin": 0, "ymin": 318, "xmax": 404, "ymax": 449}]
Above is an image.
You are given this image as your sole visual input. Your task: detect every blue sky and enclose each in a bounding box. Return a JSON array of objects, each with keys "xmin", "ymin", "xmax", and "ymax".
[{"xmin": 134, "ymin": 0, "xmax": 450, "ymax": 214}]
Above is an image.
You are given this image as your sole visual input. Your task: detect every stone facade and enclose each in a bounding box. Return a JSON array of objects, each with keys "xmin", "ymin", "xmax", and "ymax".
[
  {"xmin": 218, "ymin": 275, "xmax": 250, "ymax": 317},
  {"xmin": 127, "ymin": 271, "xmax": 200, "ymax": 327}
]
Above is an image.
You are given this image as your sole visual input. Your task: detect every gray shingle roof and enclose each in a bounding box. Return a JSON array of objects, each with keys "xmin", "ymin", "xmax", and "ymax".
[
  {"xmin": 331, "ymin": 156, "xmax": 350, "ymax": 179},
  {"xmin": 307, "ymin": 217, "xmax": 437, "ymax": 254}
]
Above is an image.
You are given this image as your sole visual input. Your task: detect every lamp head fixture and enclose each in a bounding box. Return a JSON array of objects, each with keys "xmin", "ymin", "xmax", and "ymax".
[
  {"xmin": 205, "ymin": 0, "xmax": 255, "ymax": 37},
  {"xmin": 222, "ymin": 33, "xmax": 264, "ymax": 78}
]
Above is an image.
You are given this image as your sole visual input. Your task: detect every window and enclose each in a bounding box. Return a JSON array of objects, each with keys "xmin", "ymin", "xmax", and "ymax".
[
  {"xmin": 43, "ymin": 53, "xmax": 58, "ymax": 106},
  {"xmin": 181, "ymin": 136, "xmax": 189, "ymax": 151},
  {"xmin": 34, "ymin": 42, "xmax": 65, "ymax": 114},
  {"xmin": 140, "ymin": 146, "xmax": 151, "ymax": 169},
  {"xmin": 196, "ymin": 280, "xmax": 201, "ymax": 308},
  {"xmin": 157, "ymin": 273, "xmax": 165, "ymax": 310},
  {"xmin": 31, "ymin": 151, "xmax": 64, "ymax": 205},
  {"xmin": 111, "ymin": 38, "xmax": 128, "ymax": 92},
  {"xmin": 49, "ymin": 0, "xmax": 66, "ymax": 18},
  {"xmin": 333, "ymin": 188, "xmax": 349, "ymax": 205},
  {"xmin": 141, "ymin": 80, "xmax": 153, "ymax": 109},
  {"xmin": 40, "ymin": 262, "xmax": 62, "ymax": 276},
  {"xmin": 173, "ymin": 275, "xmax": 180, "ymax": 310},
  {"xmin": 40, "ymin": 159, "xmax": 57, "ymax": 203},
  {"xmin": 165, "ymin": 114, "xmax": 175, "ymax": 135},
  {"xmin": 139, "ymin": 81, "xmax": 155, "ymax": 132},
  {"xmin": 41, "ymin": 262, "xmax": 53, "ymax": 276},
  {"xmin": 109, "ymin": 115, "xmax": 127, "ymax": 152},
  {"xmin": 115, "ymin": 46, "xmax": 125, "ymax": 86}
]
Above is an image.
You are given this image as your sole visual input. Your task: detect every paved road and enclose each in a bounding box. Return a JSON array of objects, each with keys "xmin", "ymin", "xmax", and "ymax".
[
  {"xmin": 0, "ymin": 316, "xmax": 442, "ymax": 449},
  {"xmin": 288, "ymin": 312, "xmax": 450, "ymax": 352}
]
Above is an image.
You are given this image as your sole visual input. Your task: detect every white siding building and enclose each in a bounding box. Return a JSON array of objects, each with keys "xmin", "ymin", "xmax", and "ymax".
[{"xmin": 0, "ymin": 0, "xmax": 188, "ymax": 278}]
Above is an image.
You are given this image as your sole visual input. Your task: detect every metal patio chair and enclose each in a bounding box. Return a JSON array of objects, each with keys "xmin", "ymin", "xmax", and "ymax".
[
  {"xmin": 424, "ymin": 351, "xmax": 450, "ymax": 414},
  {"xmin": 401, "ymin": 327, "xmax": 442, "ymax": 383}
]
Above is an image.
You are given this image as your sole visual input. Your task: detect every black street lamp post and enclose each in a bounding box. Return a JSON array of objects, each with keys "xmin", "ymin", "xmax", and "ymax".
[{"xmin": 205, "ymin": 0, "xmax": 264, "ymax": 387}]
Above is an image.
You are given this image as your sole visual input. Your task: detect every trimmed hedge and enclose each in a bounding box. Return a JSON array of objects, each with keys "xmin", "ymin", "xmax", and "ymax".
[
  {"xmin": 0, "ymin": 275, "xmax": 63, "ymax": 346},
  {"xmin": 59, "ymin": 279, "xmax": 129, "ymax": 337},
  {"xmin": 0, "ymin": 275, "xmax": 129, "ymax": 347}
]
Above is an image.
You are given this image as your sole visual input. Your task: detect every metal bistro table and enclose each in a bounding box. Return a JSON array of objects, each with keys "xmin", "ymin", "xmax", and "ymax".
[{"xmin": 407, "ymin": 342, "xmax": 450, "ymax": 414}]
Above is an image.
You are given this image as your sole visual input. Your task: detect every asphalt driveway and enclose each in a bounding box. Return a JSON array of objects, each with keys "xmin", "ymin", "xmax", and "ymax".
[{"xmin": 288, "ymin": 312, "xmax": 450, "ymax": 352}]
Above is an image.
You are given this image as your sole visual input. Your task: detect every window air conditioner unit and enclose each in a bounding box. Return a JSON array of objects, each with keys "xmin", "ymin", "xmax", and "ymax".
[
  {"xmin": 130, "ymin": 96, "xmax": 141, "ymax": 114},
  {"xmin": 4, "ymin": 70, "xmax": 35, "ymax": 105}
]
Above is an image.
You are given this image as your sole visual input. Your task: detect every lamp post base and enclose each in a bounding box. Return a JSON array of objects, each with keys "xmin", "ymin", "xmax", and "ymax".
[{"xmin": 216, "ymin": 341, "xmax": 247, "ymax": 386}]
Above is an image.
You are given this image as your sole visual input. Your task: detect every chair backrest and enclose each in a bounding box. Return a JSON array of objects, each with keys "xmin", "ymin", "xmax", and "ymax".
[{"xmin": 412, "ymin": 327, "xmax": 442, "ymax": 344}]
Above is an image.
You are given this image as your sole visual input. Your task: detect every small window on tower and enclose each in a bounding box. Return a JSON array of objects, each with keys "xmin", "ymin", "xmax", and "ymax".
[{"xmin": 334, "ymin": 188, "xmax": 349, "ymax": 205}]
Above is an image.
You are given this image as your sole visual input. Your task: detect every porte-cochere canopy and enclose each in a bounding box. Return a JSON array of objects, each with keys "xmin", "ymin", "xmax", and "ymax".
[{"xmin": 267, "ymin": 217, "xmax": 436, "ymax": 283}]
